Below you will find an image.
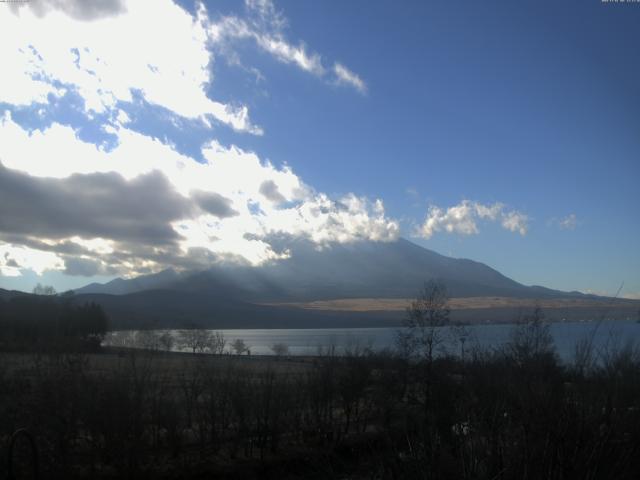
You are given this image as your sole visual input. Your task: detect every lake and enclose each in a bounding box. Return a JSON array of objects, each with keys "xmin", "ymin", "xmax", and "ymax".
[{"xmin": 106, "ymin": 319, "xmax": 640, "ymax": 362}]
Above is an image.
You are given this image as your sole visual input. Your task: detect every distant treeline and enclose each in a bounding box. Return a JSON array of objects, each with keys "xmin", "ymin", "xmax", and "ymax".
[{"xmin": 0, "ymin": 294, "xmax": 108, "ymax": 351}]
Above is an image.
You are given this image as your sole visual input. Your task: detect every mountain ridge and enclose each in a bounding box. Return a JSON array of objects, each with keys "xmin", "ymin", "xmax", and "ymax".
[
  {"xmin": 46, "ymin": 237, "xmax": 639, "ymax": 329},
  {"xmin": 74, "ymin": 238, "xmax": 583, "ymax": 301}
]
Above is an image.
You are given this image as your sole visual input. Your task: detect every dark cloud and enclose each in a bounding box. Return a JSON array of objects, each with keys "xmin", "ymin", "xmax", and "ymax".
[
  {"xmin": 0, "ymin": 234, "xmax": 94, "ymax": 256},
  {"xmin": 3, "ymin": 252, "xmax": 19, "ymax": 268},
  {"xmin": 0, "ymin": 163, "xmax": 193, "ymax": 245},
  {"xmin": 192, "ymin": 191, "xmax": 238, "ymax": 218},
  {"xmin": 64, "ymin": 257, "xmax": 106, "ymax": 277},
  {"xmin": 12, "ymin": 0, "xmax": 126, "ymax": 21},
  {"xmin": 0, "ymin": 166, "xmax": 241, "ymax": 277},
  {"xmin": 259, "ymin": 180, "xmax": 286, "ymax": 204}
]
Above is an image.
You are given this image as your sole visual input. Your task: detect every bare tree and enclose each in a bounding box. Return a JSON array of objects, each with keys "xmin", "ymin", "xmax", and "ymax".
[
  {"xmin": 397, "ymin": 279, "xmax": 450, "ymax": 363},
  {"xmin": 231, "ymin": 338, "xmax": 248, "ymax": 355},
  {"xmin": 207, "ymin": 331, "xmax": 226, "ymax": 355},
  {"xmin": 178, "ymin": 329, "xmax": 213, "ymax": 354},
  {"xmin": 33, "ymin": 283, "xmax": 57, "ymax": 296},
  {"xmin": 158, "ymin": 331, "xmax": 174, "ymax": 351},
  {"xmin": 508, "ymin": 305, "xmax": 555, "ymax": 364},
  {"xmin": 271, "ymin": 342, "xmax": 289, "ymax": 357},
  {"xmin": 449, "ymin": 323, "xmax": 471, "ymax": 361}
]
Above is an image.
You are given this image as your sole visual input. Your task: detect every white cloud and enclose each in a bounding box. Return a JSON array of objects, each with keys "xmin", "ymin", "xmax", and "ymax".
[
  {"xmin": 0, "ymin": 0, "xmax": 262, "ymax": 134},
  {"xmin": 116, "ymin": 109, "xmax": 130, "ymax": 125},
  {"xmin": 245, "ymin": 0, "xmax": 287, "ymax": 29},
  {"xmin": 11, "ymin": 0, "xmax": 127, "ymax": 21},
  {"xmin": 417, "ymin": 200, "xmax": 529, "ymax": 239},
  {"xmin": 258, "ymin": 37, "xmax": 324, "ymax": 75},
  {"xmin": 209, "ymin": 0, "xmax": 365, "ymax": 93},
  {"xmin": 0, "ymin": 244, "xmax": 64, "ymax": 276},
  {"xmin": 209, "ymin": 10, "xmax": 324, "ymax": 76},
  {"xmin": 548, "ymin": 213, "xmax": 579, "ymax": 230},
  {"xmin": 474, "ymin": 202, "xmax": 504, "ymax": 220},
  {"xmin": 420, "ymin": 202, "xmax": 480, "ymax": 238},
  {"xmin": 334, "ymin": 63, "xmax": 367, "ymax": 95},
  {"xmin": 501, "ymin": 210, "xmax": 529, "ymax": 236},
  {"xmin": 0, "ymin": 114, "xmax": 398, "ymax": 275}
]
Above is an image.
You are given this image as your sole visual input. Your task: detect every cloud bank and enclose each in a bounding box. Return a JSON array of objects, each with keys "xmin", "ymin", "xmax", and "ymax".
[
  {"xmin": 0, "ymin": 112, "xmax": 398, "ymax": 277},
  {"xmin": 0, "ymin": 0, "xmax": 262, "ymax": 133}
]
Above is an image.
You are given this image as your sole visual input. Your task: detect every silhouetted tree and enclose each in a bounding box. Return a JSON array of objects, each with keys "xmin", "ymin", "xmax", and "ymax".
[
  {"xmin": 0, "ymin": 296, "xmax": 107, "ymax": 351},
  {"xmin": 398, "ymin": 279, "xmax": 450, "ymax": 363},
  {"xmin": 32, "ymin": 283, "xmax": 57, "ymax": 295},
  {"xmin": 158, "ymin": 331, "xmax": 174, "ymax": 351},
  {"xmin": 178, "ymin": 328, "xmax": 211, "ymax": 353},
  {"xmin": 271, "ymin": 342, "xmax": 289, "ymax": 357},
  {"xmin": 207, "ymin": 331, "xmax": 226, "ymax": 354},
  {"xmin": 231, "ymin": 338, "xmax": 248, "ymax": 355},
  {"xmin": 508, "ymin": 305, "xmax": 555, "ymax": 364}
]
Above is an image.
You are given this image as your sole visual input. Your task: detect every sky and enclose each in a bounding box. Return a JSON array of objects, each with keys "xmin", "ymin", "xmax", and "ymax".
[{"xmin": 0, "ymin": 0, "xmax": 638, "ymax": 298}]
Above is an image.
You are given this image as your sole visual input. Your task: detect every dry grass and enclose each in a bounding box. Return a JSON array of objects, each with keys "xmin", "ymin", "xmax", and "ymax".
[{"xmin": 264, "ymin": 296, "xmax": 639, "ymax": 312}]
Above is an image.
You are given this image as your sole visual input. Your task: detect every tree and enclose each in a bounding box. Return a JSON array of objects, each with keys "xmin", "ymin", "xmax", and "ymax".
[
  {"xmin": 176, "ymin": 329, "xmax": 226, "ymax": 354},
  {"xmin": 396, "ymin": 280, "xmax": 452, "ymax": 443},
  {"xmin": 178, "ymin": 329, "xmax": 211, "ymax": 354},
  {"xmin": 158, "ymin": 331, "xmax": 174, "ymax": 351},
  {"xmin": 450, "ymin": 323, "xmax": 471, "ymax": 361},
  {"xmin": 508, "ymin": 305, "xmax": 555, "ymax": 364},
  {"xmin": 83, "ymin": 302, "xmax": 109, "ymax": 342},
  {"xmin": 397, "ymin": 279, "xmax": 450, "ymax": 363},
  {"xmin": 207, "ymin": 331, "xmax": 226, "ymax": 355},
  {"xmin": 231, "ymin": 338, "xmax": 248, "ymax": 355},
  {"xmin": 271, "ymin": 342, "xmax": 289, "ymax": 357},
  {"xmin": 32, "ymin": 283, "xmax": 57, "ymax": 296}
]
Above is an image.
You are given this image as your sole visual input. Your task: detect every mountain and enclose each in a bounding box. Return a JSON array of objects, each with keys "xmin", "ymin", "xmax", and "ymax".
[
  {"xmin": 76, "ymin": 268, "xmax": 182, "ymax": 296},
  {"xmin": 7, "ymin": 238, "xmax": 637, "ymax": 329},
  {"xmin": 76, "ymin": 238, "xmax": 580, "ymax": 301},
  {"xmin": 0, "ymin": 288, "xmax": 32, "ymax": 302},
  {"xmin": 65, "ymin": 238, "xmax": 640, "ymax": 329}
]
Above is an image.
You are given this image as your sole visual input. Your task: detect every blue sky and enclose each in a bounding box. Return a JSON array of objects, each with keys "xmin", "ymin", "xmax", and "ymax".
[{"xmin": 0, "ymin": 0, "xmax": 638, "ymax": 298}]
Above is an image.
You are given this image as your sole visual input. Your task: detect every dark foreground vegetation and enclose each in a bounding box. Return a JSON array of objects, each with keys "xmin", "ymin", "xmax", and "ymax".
[
  {"xmin": 1, "ymin": 283, "xmax": 639, "ymax": 479},
  {"xmin": 1, "ymin": 333, "xmax": 639, "ymax": 479},
  {"xmin": 0, "ymin": 294, "xmax": 108, "ymax": 352}
]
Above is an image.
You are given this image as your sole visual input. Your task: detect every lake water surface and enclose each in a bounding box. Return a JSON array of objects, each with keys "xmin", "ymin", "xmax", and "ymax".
[{"xmin": 109, "ymin": 319, "xmax": 640, "ymax": 362}]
